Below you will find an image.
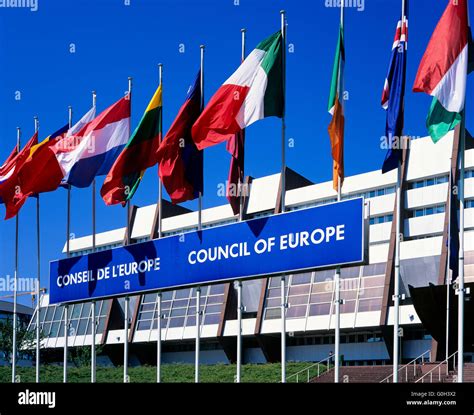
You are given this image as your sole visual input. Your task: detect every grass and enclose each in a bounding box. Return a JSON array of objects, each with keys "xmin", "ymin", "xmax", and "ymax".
[{"xmin": 0, "ymin": 362, "xmax": 327, "ymax": 383}]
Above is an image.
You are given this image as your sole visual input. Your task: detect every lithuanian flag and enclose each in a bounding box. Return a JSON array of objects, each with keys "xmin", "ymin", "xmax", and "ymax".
[
  {"xmin": 101, "ymin": 85, "xmax": 162, "ymax": 206},
  {"xmin": 328, "ymin": 23, "xmax": 345, "ymax": 192}
]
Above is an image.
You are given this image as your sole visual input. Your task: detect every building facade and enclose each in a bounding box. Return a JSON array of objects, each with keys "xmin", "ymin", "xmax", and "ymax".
[{"xmin": 27, "ymin": 132, "xmax": 474, "ymax": 366}]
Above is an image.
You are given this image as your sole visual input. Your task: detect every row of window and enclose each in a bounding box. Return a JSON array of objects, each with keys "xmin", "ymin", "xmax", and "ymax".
[
  {"xmin": 410, "ymin": 175, "xmax": 449, "ymax": 189},
  {"xmin": 411, "ymin": 204, "xmax": 445, "ymax": 218},
  {"xmin": 369, "ymin": 214, "xmax": 393, "ymax": 225}
]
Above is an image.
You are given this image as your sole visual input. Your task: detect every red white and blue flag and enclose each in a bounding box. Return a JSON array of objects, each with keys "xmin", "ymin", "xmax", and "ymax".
[
  {"xmin": 157, "ymin": 71, "xmax": 203, "ymax": 204},
  {"xmin": 381, "ymin": 0, "xmax": 408, "ymax": 174}
]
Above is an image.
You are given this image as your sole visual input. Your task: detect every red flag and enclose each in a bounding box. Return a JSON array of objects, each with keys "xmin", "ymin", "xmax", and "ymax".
[
  {"xmin": 226, "ymin": 130, "xmax": 245, "ymax": 215},
  {"xmin": 0, "ymin": 133, "xmax": 38, "ymax": 219}
]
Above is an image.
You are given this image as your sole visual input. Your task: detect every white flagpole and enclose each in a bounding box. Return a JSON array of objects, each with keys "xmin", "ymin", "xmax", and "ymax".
[
  {"xmin": 238, "ymin": 28, "xmax": 247, "ymax": 222},
  {"xmin": 446, "ymin": 161, "xmax": 452, "ymax": 362},
  {"xmin": 124, "ymin": 296, "xmax": 129, "ymax": 383},
  {"xmin": 280, "ymin": 9, "xmax": 287, "ymax": 384},
  {"xmin": 195, "ymin": 287, "xmax": 201, "ymax": 383},
  {"xmin": 392, "ymin": 0, "xmax": 406, "ymax": 383},
  {"xmin": 457, "ymin": 111, "xmax": 466, "ymax": 382},
  {"xmin": 333, "ymin": 0, "xmax": 346, "ymax": 384},
  {"xmin": 126, "ymin": 78, "xmax": 133, "ymax": 244},
  {"xmin": 236, "ymin": 27, "xmax": 247, "ymax": 385},
  {"xmin": 198, "ymin": 46, "xmax": 205, "ymax": 231},
  {"xmin": 34, "ymin": 115, "xmax": 41, "ymax": 384},
  {"xmin": 157, "ymin": 64, "xmax": 163, "ymax": 239},
  {"xmin": 66, "ymin": 105, "xmax": 72, "ymax": 260},
  {"xmin": 91, "ymin": 90, "xmax": 97, "ymax": 384},
  {"xmin": 11, "ymin": 127, "xmax": 20, "ymax": 384},
  {"xmin": 156, "ymin": 63, "xmax": 163, "ymax": 383},
  {"xmin": 63, "ymin": 304, "xmax": 68, "ymax": 383},
  {"xmin": 156, "ymin": 292, "xmax": 162, "ymax": 383}
]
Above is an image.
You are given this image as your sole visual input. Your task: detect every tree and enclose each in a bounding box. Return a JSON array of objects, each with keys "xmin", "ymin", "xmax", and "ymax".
[{"xmin": 0, "ymin": 318, "xmax": 41, "ymax": 364}]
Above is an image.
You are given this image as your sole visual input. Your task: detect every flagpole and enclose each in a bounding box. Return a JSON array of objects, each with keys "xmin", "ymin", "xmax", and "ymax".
[
  {"xmin": 91, "ymin": 90, "xmax": 97, "ymax": 384},
  {"xmin": 280, "ymin": 9, "xmax": 287, "ymax": 385},
  {"xmin": 156, "ymin": 63, "xmax": 163, "ymax": 383},
  {"xmin": 198, "ymin": 46, "xmax": 205, "ymax": 231},
  {"xmin": 446, "ymin": 160, "xmax": 452, "ymax": 362},
  {"xmin": 333, "ymin": 0, "xmax": 345, "ymax": 384},
  {"xmin": 238, "ymin": 28, "xmax": 246, "ymax": 223},
  {"xmin": 66, "ymin": 105, "xmax": 72, "ymax": 260},
  {"xmin": 195, "ymin": 286, "xmax": 201, "ymax": 383},
  {"xmin": 157, "ymin": 65, "xmax": 163, "ymax": 239},
  {"xmin": 392, "ymin": 0, "xmax": 406, "ymax": 384},
  {"xmin": 11, "ymin": 127, "xmax": 20, "ymax": 384},
  {"xmin": 236, "ymin": 27, "xmax": 246, "ymax": 385},
  {"xmin": 457, "ymin": 109, "xmax": 466, "ymax": 382},
  {"xmin": 126, "ymin": 77, "xmax": 133, "ymax": 244},
  {"xmin": 34, "ymin": 115, "xmax": 41, "ymax": 384}
]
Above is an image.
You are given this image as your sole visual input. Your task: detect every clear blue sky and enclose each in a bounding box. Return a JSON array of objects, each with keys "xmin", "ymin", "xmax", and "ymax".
[{"xmin": 0, "ymin": 0, "xmax": 472, "ymax": 306}]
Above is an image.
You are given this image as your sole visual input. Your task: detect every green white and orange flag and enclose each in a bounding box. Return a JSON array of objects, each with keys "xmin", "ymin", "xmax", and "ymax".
[
  {"xmin": 328, "ymin": 23, "xmax": 345, "ymax": 191},
  {"xmin": 413, "ymin": 0, "xmax": 472, "ymax": 143},
  {"xmin": 101, "ymin": 85, "xmax": 162, "ymax": 206}
]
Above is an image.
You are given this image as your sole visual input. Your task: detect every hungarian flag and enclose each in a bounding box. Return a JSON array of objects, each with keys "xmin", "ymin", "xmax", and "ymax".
[
  {"xmin": 192, "ymin": 31, "xmax": 283, "ymax": 150},
  {"xmin": 0, "ymin": 133, "xmax": 38, "ymax": 219},
  {"xmin": 156, "ymin": 72, "xmax": 203, "ymax": 204},
  {"xmin": 328, "ymin": 22, "xmax": 345, "ymax": 191},
  {"xmin": 413, "ymin": 0, "xmax": 471, "ymax": 142},
  {"xmin": 381, "ymin": 0, "xmax": 408, "ymax": 173},
  {"xmin": 101, "ymin": 86, "xmax": 162, "ymax": 206},
  {"xmin": 10, "ymin": 98, "xmax": 128, "ymax": 218}
]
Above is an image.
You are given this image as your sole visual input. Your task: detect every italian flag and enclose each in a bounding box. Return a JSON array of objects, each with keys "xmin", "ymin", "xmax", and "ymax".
[
  {"xmin": 328, "ymin": 24, "xmax": 345, "ymax": 191},
  {"xmin": 101, "ymin": 85, "xmax": 162, "ymax": 206},
  {"xmin": 192, "ymin": 31, "xmax": 284, "ymax": 150},
  {"xmin": 413, "ymin": 0, "xmax": 471, "ymax": 143}
]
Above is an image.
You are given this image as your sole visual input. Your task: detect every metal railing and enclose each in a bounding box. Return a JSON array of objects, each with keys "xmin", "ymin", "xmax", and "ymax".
[
  {"xmin": 380, "ymin": 350, "xmax": 431, "ymax": 383},
  {"xmin": 415, "ymin": 351, "xmax": 457, "ymax": 383},
  {"xmin": 286, "ymin": 355, "xmax": 333, "ymax": 383}
]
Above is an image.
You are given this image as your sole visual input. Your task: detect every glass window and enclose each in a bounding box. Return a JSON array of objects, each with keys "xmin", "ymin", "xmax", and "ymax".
[
  {"xmin": 204, "ymin": 314, "xmax": 221, "ymax": 325},
  {"xmin": 265, "ymin": 308, "xmax": 281, "ymax": 319},
  {"xmin": 71, "ymin": 304, "xmax": 82, "ymax": 319},
  {"xmin": 340, "ymin": 301, "xmax": 356, "ymax": 314},
  {"xmin": 358, "ymin": 298, "xmax": 383, "ymax": 312},
  {"xmin": 291, "ymin": 273, "xmax": 312, "ymax": 285},
  {"xmin": 81, "ymin": 303, "xmax": 91, "ymax": 318},
  {"xmin": 50, "ymin": 321, "xmax": 61, "ymax": 337},
  {"xmin": 289, "ymin": 285, "xmax": 310, "ymax": 296},
  {"xmin": 309, "ymin": 303, "xmax": 331, "ymax": 316},
  {"xmin": 77, "ymin": 319, "xmax": 88, "ymax": 335},
  {"xmin": 359, "ymin": 287, "xmax": 384, "ymax": 299},
  {"xmin": 175, "ymin": 289, "xmax": 191, "ymax": 299},
  {"xmin": 137, "ymin": 320, "xmax": 152, "ymax": 331},
  {"xmin": 287, "ymin": 305, "xmax": 307, "ymax": 318},
  {"xmin": 172, "ymin": 299, "xmax": 189, "ymax": 309},
  {"xmin": 170, "ymin": 308, "xmax": 187, "ymax": 317},
  {"xmin": 206, "ymin": 295, "xmax": 224, "ymax": 305},
  {"xmin": 45, "ymin": 306, "xmax": 55, "ymax": 322},
  {"xmin": 168, "ymin": 317, "xmax": 185, "ymax": 328},
  {"xmin": 310, "ymin": 293, "xmax": 333, "ymax": 304},
  {"xmin": 205, "ymin": 304, "xmax": 222, "ymax": 314}
]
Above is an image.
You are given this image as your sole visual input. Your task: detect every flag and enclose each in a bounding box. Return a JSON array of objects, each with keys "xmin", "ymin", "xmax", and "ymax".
[
  {"xmin": 156, "ymin": 71, "xmax": 203, "ymax": 204},
  {"xmin": 328, "ymin": 22, "xmax": 345, "ymax": 191},
  {"xmin": 9, "ymin": 99, "xmax": 127, "ymax": 218},
  {"xmin": 101, "ymin": 86, "xmax": 162, "ymax": 206},
  {"xmin": 192, "ymin": 31, "xmax": 283, "ymax": 150},
  {"xmin": 381, "ymin": 0, "xmax": 408, "ymax": 174},
  {"xmin": 226, "ymin": 129, "xmax": 245, "ymax": 215},
  {"xmin": 0, "ymin": 146, "xmax": 19, "ymax": 204},
  {"xmin": 0, "ymin": 133, "xmax": 38, "ymax": 219},
  {"xmin": 413, "ymin": 0, "xmax": 471, "ymax": 142}
]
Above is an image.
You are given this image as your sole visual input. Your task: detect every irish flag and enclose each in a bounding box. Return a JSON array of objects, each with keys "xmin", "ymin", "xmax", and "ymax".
[
  {"xmin": 413, "ymin": 0, "xmax": 471, "ymax": 142},
  {"xmin": 328, "ymin": 22, "xmax": 345, "ymax": 191},
  {"xmin": 192, "ymin": 31, "xmax": 284, "ymax": 150},
  {"xmin": 101, "ymin": 85, "xmax": 162, "ymax": 206}
]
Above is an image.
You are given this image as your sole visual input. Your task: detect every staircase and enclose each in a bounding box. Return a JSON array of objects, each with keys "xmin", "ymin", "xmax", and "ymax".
[
  {"xmin": 438, "ymin": 363, "xmax": 474, "ymax": 383},
  {"xmin": 311, "ymin": 365, "xmax": 393, "ymax": 383}
]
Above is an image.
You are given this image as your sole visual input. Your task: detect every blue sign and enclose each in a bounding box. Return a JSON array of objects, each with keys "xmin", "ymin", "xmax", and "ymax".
[{"xmin": 49, "ymin": 198, "xmax": 366, "ymax": 304}]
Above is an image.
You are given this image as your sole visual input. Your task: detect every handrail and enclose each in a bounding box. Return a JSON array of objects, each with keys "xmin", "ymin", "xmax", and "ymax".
[
  {"xmin": 286, "ymin": 355, "xmax": 333, "ymax": 383},
  {"xmin": 415, "ymin": 351, "xmax": 458, "ymax": 383},
  {"xmin": 380, "ymin": 350, "xmax": 431, "ymax": 383}
]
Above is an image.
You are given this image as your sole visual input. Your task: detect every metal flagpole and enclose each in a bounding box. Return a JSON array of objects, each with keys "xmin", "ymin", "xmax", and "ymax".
[
  {"xmin": 124, "ymin": 296, "xmax": 129, "ymax": 383},
  {"xmin": 446, "ymin": 161, "xmax": 452, "ymax": 362},
  {"xmin": 235, "ymin": 27, "xmax": 247, "ymax": 384},
  {"xmin": 11, "ymin": 127, "xmax": 20, "ymax": 384},
  {"xmin": 34, "ymin": 115, "xmax": 41, "ymax": 383},
  {"xmin": 157, "ymin": 64, "xmax": 163, "ymax": 239},
  {"xmin": 91, "ymin": 90, "xmax": 97, "ymax": 384},
  {"xmin": 156, "ymin": 292, "xmax": 162, "ymax": 383},
  {"xmin": 238, "ymin": 28, "xmax": 246, "ymax": 223},
  {"xmin": 198, "ymin": 46, "xmax": 205, "ymax": 231},
  {"xmin": 156, "ymin": 64, "xmax": 163, "ymax": 383},
  {"xmin": 333, "ymin": 1, "xmax": 346, "ymax": 384},
  {"xmin": 126, "ymin": 78, "xmax": 133, "ymax": 244},
  {"xmin": 66, "ymin": 105, "xmax": 73, "ymax": 260},
  {"xmin": 457, "ymin": 110, "xmax": 466, "ymax": 382},
  {"xmin": 392, "ymin": 0, "xmax": 406, "ymax": 383},
  {"xmin": 63, "ymin": 304, "xmax": 68, "ymax": 383},
  {"xmin": 195, "ymin": 287, "xmax": 201, "ymax": 383},
  {"xmin": 280, "ymin": 9, "xmax": 287, "ymax": 384}
]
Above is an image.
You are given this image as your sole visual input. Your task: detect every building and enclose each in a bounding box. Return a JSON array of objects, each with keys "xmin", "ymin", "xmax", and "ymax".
[{"xmin": 26, "ymin": 131, "xmax": 474, "ymax": 366}]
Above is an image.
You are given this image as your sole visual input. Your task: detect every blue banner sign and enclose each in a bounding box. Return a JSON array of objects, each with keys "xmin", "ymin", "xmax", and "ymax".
[{"xmin": 49, "ymin": 198, "xmax": 366, "ymax": 304}]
